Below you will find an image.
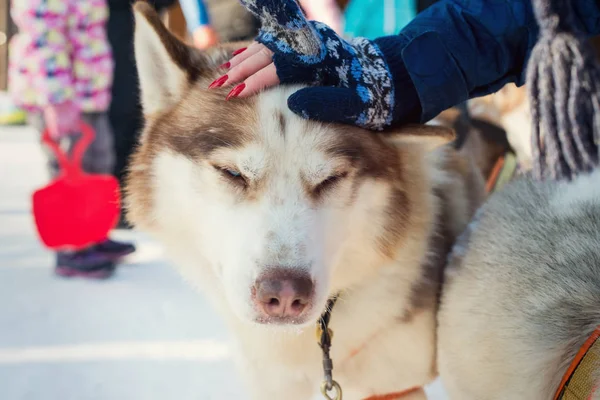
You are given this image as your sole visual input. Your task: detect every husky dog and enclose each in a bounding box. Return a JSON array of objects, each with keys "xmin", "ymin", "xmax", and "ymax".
[
  {"xmin": 125, "ymin": 3, "xmax": 484, "ymax": 398},
  {"xmin": 438, "ymin": 170, "xmax": 600, "ymax": 399}
]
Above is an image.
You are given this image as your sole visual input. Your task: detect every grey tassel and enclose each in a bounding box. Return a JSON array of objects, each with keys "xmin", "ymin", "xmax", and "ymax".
[{"xmin": 527, "ymin": 0, "xmax": 600, "ymax": 180}]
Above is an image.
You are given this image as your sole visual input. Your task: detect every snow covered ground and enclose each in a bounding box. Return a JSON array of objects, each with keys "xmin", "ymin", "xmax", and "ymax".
[{"xmin": 0, "ymin": 113, "xmax": 447, "ymax": 399}]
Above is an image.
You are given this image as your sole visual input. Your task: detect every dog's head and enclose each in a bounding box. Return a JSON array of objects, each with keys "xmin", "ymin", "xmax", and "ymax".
[{"xmin": 127, "ymin": 2, "xmax": 455, "ymax": 328}]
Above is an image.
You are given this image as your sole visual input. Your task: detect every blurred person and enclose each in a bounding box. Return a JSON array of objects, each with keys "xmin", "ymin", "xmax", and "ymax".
[
  {"xmin": 343, "ymin": 0, "xmax": 440, "ymax": 40},
  {"xmin": 107, "ymin": 0, "xmax": 175, "ymax": 228},
  {"xmin": 9, "ymin": 0, "xmax": 136, "ymax": 279},
  {"xmin": 179, "ymin": 0, "xmax": 343, "ymax": 51},
  {"xmin": 344, "ymin": 0, "xmax": 416, "ymax": 39},
  {"xmin": 179, "ymin": 0, "xmax": 259, "ymax": 48},
  {"xmin": 179, "ymin": 0, "xmax": 219, "ymax": 49}
]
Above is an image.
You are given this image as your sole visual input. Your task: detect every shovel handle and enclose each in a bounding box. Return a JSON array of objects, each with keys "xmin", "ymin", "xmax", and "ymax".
[{"xmin": 41, "ymin": 122, "xmax": 95, "ymax": 177}]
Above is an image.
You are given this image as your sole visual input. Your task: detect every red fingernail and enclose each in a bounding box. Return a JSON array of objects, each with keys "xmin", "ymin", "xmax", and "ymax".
[
  {"xmin": 232, "ymin": 47, "xmax": 247, "ymax": 56},
  {"xmin": 208, "ymin": 75, "xmax": 228, "ymax": 89},
  {"xmin": 226, "ymin": 83, "xmax": 246, "ymax": 101},
  {"xmin": 219, "ymin": 62, "xmax": 231, "ymax": 69}
]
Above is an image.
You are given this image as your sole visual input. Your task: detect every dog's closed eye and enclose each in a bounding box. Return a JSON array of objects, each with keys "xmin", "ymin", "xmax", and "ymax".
[
  {"xmin": 214, "ymin": 165, "xmax": 247, "ymax": 187},
  {"xmin": 313, "ymin": 171, "xmax": 349, "ymax": 196}
]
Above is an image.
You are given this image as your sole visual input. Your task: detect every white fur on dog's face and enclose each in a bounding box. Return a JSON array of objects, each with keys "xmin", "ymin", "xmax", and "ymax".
[
  {"xmin": 150, "ymin": 89, "xmax": 365, "ymax": 325},
  {"xmin": 127, "ymin": 2, "xmax": 455, "ymax": 328}
]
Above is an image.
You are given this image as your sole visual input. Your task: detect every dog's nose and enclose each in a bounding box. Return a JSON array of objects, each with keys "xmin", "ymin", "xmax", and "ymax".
[{"xmin": 253, "ymin": 271, "xmax": 313, "ymax": 320}]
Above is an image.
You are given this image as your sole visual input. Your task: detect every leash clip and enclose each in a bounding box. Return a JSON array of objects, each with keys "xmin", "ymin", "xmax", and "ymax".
[
  {"xmin": 318, "ymin": 296, "xmax": 341, "ymax": 400},
  {"xmin": 320, "ymin": 380, "xmax": 342, "ymax": 400}
]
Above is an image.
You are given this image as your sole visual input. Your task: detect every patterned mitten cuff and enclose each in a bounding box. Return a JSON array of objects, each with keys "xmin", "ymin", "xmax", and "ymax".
[
  {"xmin": 239, "ymin": 0, "xmax": 397, "ymax": 130},
  {"xmin": 373, "ymin": 35, "xmax": 422, "ymax": 124}
]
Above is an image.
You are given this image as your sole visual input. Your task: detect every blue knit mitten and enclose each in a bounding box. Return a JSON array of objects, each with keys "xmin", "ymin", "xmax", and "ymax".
[{"xmin": 239, "ymin": 0, "xmax": 400, "ymax": 130}]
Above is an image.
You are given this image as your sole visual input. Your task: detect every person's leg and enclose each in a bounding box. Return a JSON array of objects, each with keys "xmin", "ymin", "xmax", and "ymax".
[
  {"xmin": 106, "ymin": 6, "xmax": 144, "ymax": 228},
  {"xmin": 28, "ymin": 113, "xmax": 117, "ymax": 279},
  {"xmin": 110, "ymin": 111, "xmax": 142, "ymax": 187},
  {"xmin": 109, "ymin": 111, "xmax": 142, "ymax": 229},
  {"xmin": 79, "ymin": 113, "xmax": 115, "ymax": 175},
  {"xmin": 81, "ymin": 113, "xmax": 136, "ymax": 259}
]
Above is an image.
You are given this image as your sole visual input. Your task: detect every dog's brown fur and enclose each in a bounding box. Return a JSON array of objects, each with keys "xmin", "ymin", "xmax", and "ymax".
[{"xmin": 126, "ymin": 3, "xmax": 486, "ymax": 398}]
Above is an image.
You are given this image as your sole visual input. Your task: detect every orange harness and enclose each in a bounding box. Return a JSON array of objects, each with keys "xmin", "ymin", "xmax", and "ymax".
[
  {"xmin": 554, "ymin": 326, "xmax": 600, "ymax": 400},
  {"xmin": 362, "ymin": 388, "xmax": 420, "ymax": 400},
  {"xmin": 485, "ymin": 155, "xmax": 505, "ymax": 193},
  {"xmin": 485, "ymin": 152, "xmax": 518, "ymax": 194}
]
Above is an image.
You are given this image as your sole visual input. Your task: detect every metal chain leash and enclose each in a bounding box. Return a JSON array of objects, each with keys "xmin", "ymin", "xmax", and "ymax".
[{"xmin": 317, "ymin": 296, "xmax": 342, "ymax": 400}]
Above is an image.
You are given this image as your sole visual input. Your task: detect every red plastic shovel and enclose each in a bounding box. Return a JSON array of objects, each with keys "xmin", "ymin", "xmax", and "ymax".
[{"xmin": 32, "ymin": 123, "xmax": 121, "ymax": 251}]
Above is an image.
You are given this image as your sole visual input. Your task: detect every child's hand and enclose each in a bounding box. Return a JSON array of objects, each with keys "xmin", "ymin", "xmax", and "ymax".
[
  {"xmin": 43, "ymin": 101, "xmax": 80, "ymax": 140},
  {"xmin": 209, "ymin": 0, "xmax": 396, "ymax": 130},
  {"xmin": 193, "ymin": 25, "xmax": 219, "ymax": 50}
]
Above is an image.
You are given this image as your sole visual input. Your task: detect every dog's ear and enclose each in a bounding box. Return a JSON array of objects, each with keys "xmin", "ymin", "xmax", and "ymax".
[
  {"xmin": 381, "ymin": 124, "xmax": 456, "ymax": 152},
  {"xmin": 133, "ymin": 1, "xmax": 211, "ymax": 115}
]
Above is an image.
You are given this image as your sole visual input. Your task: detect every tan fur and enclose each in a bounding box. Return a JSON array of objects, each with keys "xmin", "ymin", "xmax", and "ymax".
[
  {"xmin": 468, "ymin": 84, "xmax": 532, "ymax": 169},
  {"xmin": 126, "ymin": 3, "xmax": 485, "ymax": 398}
]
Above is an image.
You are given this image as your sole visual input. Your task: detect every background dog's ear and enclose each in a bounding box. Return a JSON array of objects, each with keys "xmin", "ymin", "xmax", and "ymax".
[
  {"xmin": 381, "ymin": 124, "xmax": 456, "ymax": 152},
  {"xmin": 133, "ymin": 1, "xmax": 210, "ymax": 115}
]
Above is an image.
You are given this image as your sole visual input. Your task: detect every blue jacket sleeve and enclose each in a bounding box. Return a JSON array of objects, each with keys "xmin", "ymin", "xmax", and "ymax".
[
  {"xmin": 179, "ymin": 0, "xmax": 211, "ymax": 33},
  {"xmin": 374, "ymin": 0, "xmax": 600, "ymax": 123}
]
